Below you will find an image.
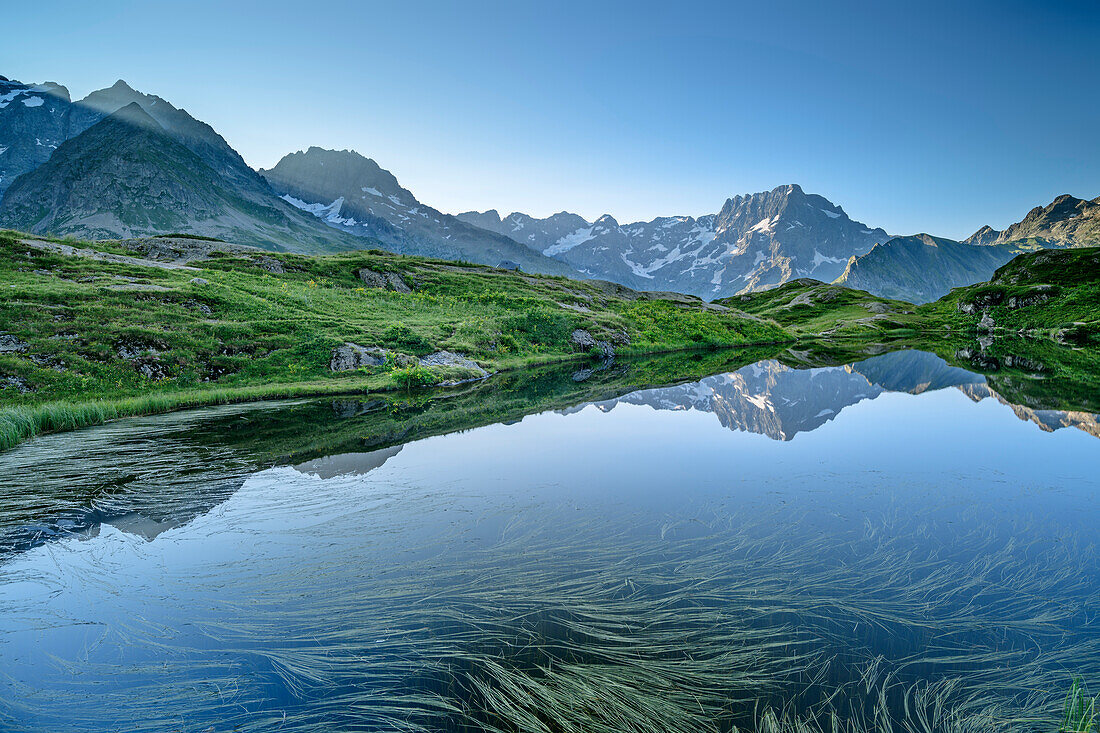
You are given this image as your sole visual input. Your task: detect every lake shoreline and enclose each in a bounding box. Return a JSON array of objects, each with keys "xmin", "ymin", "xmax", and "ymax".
[{"xmin": 0, "ymin": 337, "xmax": 808, "ymax": 453}]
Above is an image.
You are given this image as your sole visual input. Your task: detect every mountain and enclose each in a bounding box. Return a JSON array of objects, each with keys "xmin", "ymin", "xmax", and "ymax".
[
  {"xmin": 927, "ymin": 247, "xmax": 1100, "ymax": 345},
  {"xmin": 835, "ymin": 234, "xmax": 1024, "ymax": 303},
  {"xmin": 582, "ymin": 349, "xmax": 1099, "ymax": 441},
  {"xmin": 259, "ymin": 148, "xmax": 576, "ymax": 275},
  {"xmin": 0, "ymin": 77, "xmax": 74, "ymax": 197},
  {"xmin": 0, "ymin": 104, "xmax": 353, "ymax": 250},
  {"xmin": 0, "ymin": 78, "xmax": 362, "ymax": 251},
  {"xmin": 966, "ymin": 194, "xmax": 1100, "ymax": 248},
  {"xmin": 583, "ymin": 359, "xmax": 885, "ymax": 441},
  {"xmin": 459, "ymin": 184, "xmax": 889, "ymax": 299},
  {"xmin": 836, "ymin": 195, "xmax": 1100, "ymax": 304}
]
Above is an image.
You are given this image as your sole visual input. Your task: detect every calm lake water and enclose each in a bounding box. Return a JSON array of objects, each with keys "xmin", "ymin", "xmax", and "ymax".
[{"xmin": 1, "ymin": 349, "xmax": 1098, "ymax": 732}]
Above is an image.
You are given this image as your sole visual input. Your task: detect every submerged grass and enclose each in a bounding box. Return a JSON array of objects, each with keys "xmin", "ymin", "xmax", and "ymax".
[
  {"xmin": 0, "ymin": 348, "xmax": 1098, "ymax": 731},
  {"xmin": 0, "ymin": 376, "xmax": 394, "ymax": 452},
  {"xmin": 4, "ymin": 490, "xmax": 1097, "ymax": 732},
  {"xmin": 1062, "ymin": 680, "xmax": 1099, "ymax": 732}
]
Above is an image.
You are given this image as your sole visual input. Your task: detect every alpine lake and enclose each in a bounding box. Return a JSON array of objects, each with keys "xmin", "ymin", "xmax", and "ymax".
[{"xmin": 1, "ymin": 338, "xmax": 1098, "ymax": 733}]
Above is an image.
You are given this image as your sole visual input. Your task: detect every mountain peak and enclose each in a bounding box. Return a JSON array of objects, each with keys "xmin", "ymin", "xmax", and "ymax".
[
  {"xmin": 105, "ymin": 101, "xmax": 162, "ymax": 131},
  {"xmin": 965, "ymin": 224, "xmax": 1000, "ymax": 246},
  {"xmin": 109, "ymin": 79, "xmax": 135, "ymax": 93}
]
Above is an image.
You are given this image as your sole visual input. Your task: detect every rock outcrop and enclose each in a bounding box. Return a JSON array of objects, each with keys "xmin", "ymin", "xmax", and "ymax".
[
  {"xmin": 330, "ymin": 343, "xmax": 386, "ymax": 371},
  {"xmin": 418, "ymin": 351, "xmax": 489, "ymax": 378}
]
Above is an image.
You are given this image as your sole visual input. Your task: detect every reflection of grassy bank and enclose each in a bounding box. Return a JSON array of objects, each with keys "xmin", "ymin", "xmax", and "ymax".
[
  {"xmin": 0, "ymin": 348, "xmax": 786, "ymax": 549},
  {"xmin": 924, "ymin": 335, "xmax": 1100, "ymax": 414}
]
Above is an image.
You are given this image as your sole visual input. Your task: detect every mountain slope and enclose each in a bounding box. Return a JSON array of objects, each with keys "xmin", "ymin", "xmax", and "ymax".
[
  {"xmin": 0, "ymin": 105, "xmax": 351, "ymax": 250},
  {"xmin": 0, "ymin": 77, "xmax": 74, "ymax": 197},
  {"xmin": 259, "ymin": 148, "xmax": 576, "ymax": 275},
  {"xmin": 720, "ymin": 278, "xmax": 919, "ymax": 337},
  {"xmin": 920, "ymin": 247, "xmax": 1100, "ymax": 345},
  {"xmin": 0, "ymin": 227, "xmax": 789, "ymax": 449},
  {"xmin": 838, "ymin": 195, "xmax": 1100, "ymax": 304},
  {"xmin": 834, "ymin": 234, "xmax": 1025, "ymax": 303},
  {"xmin": 460, "ymin": 184, "xmax": 889, "ymax": 299},
  {"xmin": 0, "ymin": 77, "xmax": 365, "ymax": 251},
  {"xmin": 966, "ymin": 194, "xmax": 1100, "ymax": 247}
]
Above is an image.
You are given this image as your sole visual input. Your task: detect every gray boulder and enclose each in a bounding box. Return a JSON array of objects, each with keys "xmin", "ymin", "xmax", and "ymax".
[
  {"xmin": 330, "ymin": 342, "xmax": 386, "ymax": 371},
  {"xmin": 418, "ymin": 351, "xmax": 489, "ymax": 378},
  {"xmin": 0, "ymin": 334, "xmax": 28, "ymax": 353},
  {"xmin": 356, "ymin": 268, "xmax": 412, "ymax": 293},
  {"xmin": 571, "ymin": 329, "xmax": 615, "ymax": 357},
  {"xmin": 386, "ymin": 271, "xmax": 412, "ymax": 293}
]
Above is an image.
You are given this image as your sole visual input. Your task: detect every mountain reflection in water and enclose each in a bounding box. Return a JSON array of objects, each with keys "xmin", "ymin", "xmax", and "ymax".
[
  {"xmin": 1, "ymin": 346, "xmax": 1098, "ymax": 733},
  {"xmin": 577, "ymin": 349, "xmax": 1099, "ymax": 440}
]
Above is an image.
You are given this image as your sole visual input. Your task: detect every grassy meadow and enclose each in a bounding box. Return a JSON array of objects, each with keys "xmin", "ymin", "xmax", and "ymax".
[{"xmin": 0, "ymin": 230, "xmax": 788, "ymax": 448}]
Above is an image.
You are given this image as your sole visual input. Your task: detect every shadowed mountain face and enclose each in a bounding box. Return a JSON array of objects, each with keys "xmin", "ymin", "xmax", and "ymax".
[
  {"xmin": 0, "ymin": 78, "xmax": 362, "ymax": 250},
  {"xmin": 0, "ymin": 104, "xmax": 354, "ymax": 250},
  {"xmin": 835, "ymin": 234, "xmax": 1025, "ymax": 303},
  {"xmin": 460, "ymin": 184, "xmax": 889, "ymax": 299},
  {"xmin": 259, "ymin": 147, "xmax": 576, "ymax": 275},
  {"xmin": 838, "ymin": 196, "xmax": 1100, "ymax": 304},
  {"xmin": 0, "ymin": 78, "xmax": 73, "ymax": 197},
  {"xmin": 583, "ymin": 350, "xmax": 1098, "ymax": 441}
]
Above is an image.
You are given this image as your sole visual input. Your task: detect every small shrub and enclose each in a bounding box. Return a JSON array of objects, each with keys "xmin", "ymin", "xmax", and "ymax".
[
  {"xmin": 502, "ymin": 309, "xmax": 573, "ymax": 347},
  {"xmin": 391, "ymin": 365, "xmax": 439, "ymax": 390},
  {"xmin": 383, "ymin": 325, "xmax": 433, "ymax": 355}
]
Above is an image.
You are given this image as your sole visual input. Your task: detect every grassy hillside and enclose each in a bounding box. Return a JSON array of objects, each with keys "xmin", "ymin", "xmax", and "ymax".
[
  {"xmin": 717, "ymin": 278, "xmax": 922, "ymax": 337},
  {"xmin": 3, "ymin": 231, "xmax": 1098, "ymax": 451},
  {"xmin": 919, "ymin": 247, "xmax": 1100, "ymax": 345},
  {"xmin": 0, "ymin": 229, "xmax": 788, "ymax": 448}
]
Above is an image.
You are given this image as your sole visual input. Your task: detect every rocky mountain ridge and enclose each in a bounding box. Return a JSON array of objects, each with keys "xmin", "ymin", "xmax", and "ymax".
[
  {"xmin": 835, "ymin": 195, "xmax": 1100, "ymax": 303},
  {"xmin": 0, "ymin": 77, "xmax": 361, "ymax": 250},
  {"xmin": 459, "ymin": 184, "xmax": 890, "ymax": 299},
  {"xmin": 259, "ymin": 147, "xmax": 575, "ymax": 274},
  {"xmin": 966, "ymin": 194, "xmax": 1100, "ymax": 248}
]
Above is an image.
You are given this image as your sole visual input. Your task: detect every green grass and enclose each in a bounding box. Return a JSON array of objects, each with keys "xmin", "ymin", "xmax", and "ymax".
[
  {"xmin": 718, "ymin": 278, "xmax": 925, "ymax": 338},
  {"xmin": 3, "ymin": 231, "xmax": 1098, "ymax": 451},
  {"xmin": 0, "ymin": 229, "xmax": 792, "ymax": 448},
  {"xmin": 1062, "ymin": 679, "xmax": 1098, "ymax": 732},
  {"xmin": 919, "ymin": 247, "xmax": 1100, "ymax": 344}
]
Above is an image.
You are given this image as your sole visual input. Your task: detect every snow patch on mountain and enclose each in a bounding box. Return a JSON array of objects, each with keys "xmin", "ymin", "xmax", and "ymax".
[
  {"xmin": 545, "ymin": 227, "xmax": 596, "ymax": 256},
  {"xmin": 281, "ymin": 194, "xmax": 356, "ymax": 225}
]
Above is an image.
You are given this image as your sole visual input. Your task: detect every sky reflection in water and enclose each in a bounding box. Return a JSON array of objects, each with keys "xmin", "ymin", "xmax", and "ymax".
[{"xmin": 0, "ymin": 350, "xmax": 1098, "ymax": 732}]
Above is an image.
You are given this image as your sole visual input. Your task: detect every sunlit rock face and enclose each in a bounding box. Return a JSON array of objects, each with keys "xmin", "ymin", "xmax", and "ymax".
[{"xmin": 461, "ymin": 184, "xmax": 889, "ymax": 299}]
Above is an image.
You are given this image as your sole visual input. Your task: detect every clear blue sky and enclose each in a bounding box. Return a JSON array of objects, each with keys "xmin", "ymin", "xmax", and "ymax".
[{"xmin": 4, "ymin": 0, "xmax": 1098, "ymax": 238}]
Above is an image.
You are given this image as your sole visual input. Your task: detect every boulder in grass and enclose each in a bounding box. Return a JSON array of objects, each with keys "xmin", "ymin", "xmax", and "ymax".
[
  {"xmin": 0, "ymin": 334, "xmax": 28, "ymax": 353},
  {"xmin": 356, "ymin": 268, "xmax": 412, "ymax": 293},
  {"xmin": 418, "ymin": 351, "xmax": 489, "ymax": 378},
  {"xmin": 570, "ymin": 329, "xmax": 615, "ymax": 358},
  {"xmin": 330, "ymin": 343, "xmax": 387, "ymax": 371}
]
